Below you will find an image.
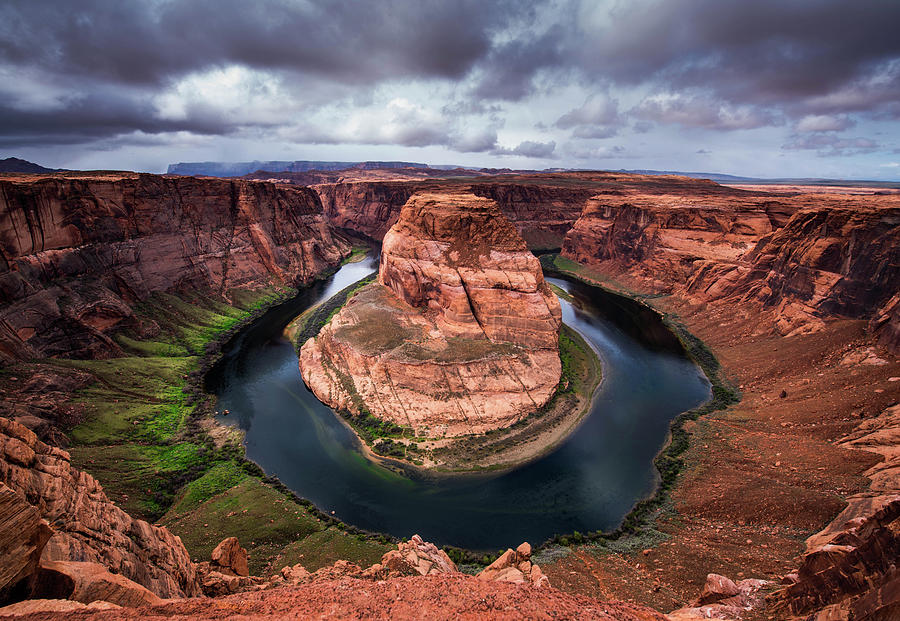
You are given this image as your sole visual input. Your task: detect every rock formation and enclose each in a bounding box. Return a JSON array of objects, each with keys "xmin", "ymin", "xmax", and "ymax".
[
  {"xmin": 0, "ymin": 417, "xmax": 199, "ymax": 599},
  {"xmin": 477, "ymin": 542, "xmax": 549, "ymax": 587},
  {"xmin": 300, "ymin": 192, "xmax": 562, "ymax": 437},
  {"xmin": 561, "ymin": 188, "xmax": 900, "ymax": 349},
  {"xmin": 0, "ymin": 484, "xmax": 52, "ymax": 604},
  {"xmin": 0, "ymin": 172, "xmax": 351, "ymax": 361},
  {"xmin": 314, "ymin": 179, "xmax": 593, "ymax": 248}
]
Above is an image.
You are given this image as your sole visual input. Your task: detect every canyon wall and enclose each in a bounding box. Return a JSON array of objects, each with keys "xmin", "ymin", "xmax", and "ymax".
[
  {"xmin": 560, "ymin": 190, "xmax": 900, "ymax": 348},
  {"xmin": 300, "ymin": 192, "xmax": 562, "ymax": 438},
  {"xmin": 0, "ymin": 173, "xmax": 351, "ymax": 361},
  {"xmin": 314, "ymin": 180, "xmax": 593, "ymax": 249}
]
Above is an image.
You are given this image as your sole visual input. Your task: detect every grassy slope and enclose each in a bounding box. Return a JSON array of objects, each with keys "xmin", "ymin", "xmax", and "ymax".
[{"xmin": 62, "ymin": 284, "xmax": 391, "ymax": 576}]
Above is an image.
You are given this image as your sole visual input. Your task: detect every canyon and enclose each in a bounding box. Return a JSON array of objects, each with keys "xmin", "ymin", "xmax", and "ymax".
[
  {"xmin": 299, "ymin": 191, "xmax": 563, "ymax": 440},
  {"xmin": 0, "ymin": 168, "xmax": 898, "ymax": 619},
  {"xmin": 0, "ymin": 172, "xmax": 350, "ymax": 362}
]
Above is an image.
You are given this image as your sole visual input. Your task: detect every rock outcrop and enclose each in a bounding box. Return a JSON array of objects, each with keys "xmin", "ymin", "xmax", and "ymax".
[
  {"xmin": 769, "ymin": 497, "xmax": 900, "ymax": 619},
  {"xmin": 477, "ymin": 542, "xmax": 549, "ymax": 587},
  {"xmin": 32, "ymin": 560, "xmax": 164, "ymax": 608},
  {"xmin": 300, "ymin": 192, "xmax": 562, "ymax": 438},
  {"xmin": 0, "ymin": 417, "xmax": 199, "ymax": 599},
  {"xmin": 0, "ymin": 484, "xmax": 52, "ymax": 604},
  {"xmin": 0, "ymin": 173, "xmax": 350, "ymax": 361}
]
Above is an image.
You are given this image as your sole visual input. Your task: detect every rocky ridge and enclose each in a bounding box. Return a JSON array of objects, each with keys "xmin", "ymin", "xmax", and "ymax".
[
  {"xmin": 299, "ymin": 192, "xmax": 562, "ymax": 438},
  {"xmin": 0, "ymin": 172, "xmax": 350, "ymax": 361}
]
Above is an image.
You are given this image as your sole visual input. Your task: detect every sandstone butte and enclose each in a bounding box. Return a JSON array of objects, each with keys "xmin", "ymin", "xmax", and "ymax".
[{"xmin": 299, "ymin": 191, "xmax": 563, "ymax": 438}]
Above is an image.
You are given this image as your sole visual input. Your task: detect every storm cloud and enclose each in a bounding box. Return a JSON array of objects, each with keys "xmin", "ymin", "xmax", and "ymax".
[{"xmin": 1, "ymin": 0, "xmax": 898, "ymax": 177}]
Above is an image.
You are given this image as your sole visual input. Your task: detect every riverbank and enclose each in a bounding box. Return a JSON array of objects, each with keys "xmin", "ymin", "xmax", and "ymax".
[
  {"xmin": 536, "ymin": 253, "xmax": 900, "ymax": 614},
  {"xmin": 10, "ymin": 272, "xmax": 397, "ymax": 577},
  {"xmin": 290, "ymin": 269, "xmax": 603, "ymax": 474}
]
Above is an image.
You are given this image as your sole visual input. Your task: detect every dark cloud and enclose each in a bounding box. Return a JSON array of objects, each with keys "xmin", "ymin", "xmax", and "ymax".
[
  {"xmin": 630, "ymin": 94, "xmax": 780, "ymax": 130},
  {"xmin": 1, "ymin": 0, "xmax": 898, "ymax": 167},
  {"xmin": 575, "ymin": 1, "xmax": 900, "ymax": 115},
  {"xmin": 0, "ymin": 0, "xmax": 520, "ymax": 86}
]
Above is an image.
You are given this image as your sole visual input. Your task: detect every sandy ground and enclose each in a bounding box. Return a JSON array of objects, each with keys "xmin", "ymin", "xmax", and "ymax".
[{"xmin": 539, "ymin": 269, "xmax": 900, "ymax": 618}]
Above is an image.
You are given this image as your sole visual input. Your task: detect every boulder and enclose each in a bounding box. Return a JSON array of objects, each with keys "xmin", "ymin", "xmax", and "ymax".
[
  {"xmin": 33, "ymin": 560, "xmax": 163, "ymax": 608},
  {"xmin": 210, "ymin": 537, "xmax": 249, "ymax": 577},
  {"xmin": 477, "ymin": 542, "xmax": 548, "ymax": 587},
  {"xmin": 379, "ymin": 534, "xmax": 458, "ymax": 577}
]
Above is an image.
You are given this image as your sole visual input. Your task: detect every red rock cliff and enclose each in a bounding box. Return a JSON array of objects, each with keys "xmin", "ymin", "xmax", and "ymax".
[
  {"xmin": 0, "ymin": 173, "xmax": 351, "ymax": 361},
  {"xmin": 314, "ymin": 180, "xmax": 593, "ymax": 249},
  {"xmin": 561, "ymin": 188, "xmax": 900, "ymax": 348}
]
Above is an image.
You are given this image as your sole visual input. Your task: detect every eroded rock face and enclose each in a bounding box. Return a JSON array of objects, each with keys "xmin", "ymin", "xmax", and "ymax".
[
  {"xmin": 768, "ymin": 497, "xmax": 900, "ymax": 619},
  {"xmin": 561, "ymin": 190, "xmax": 900, "ymax": 349},
  {"xmin": 300, "ymin": 192, "xmax": 562, "ymax": 437},
  {"xmin": 0, "ymin": 484, "xmax": 53, "ymax": 604},
  {"xmin": 0, "ymin": 418, "xmax": 199, "ymax": 599},
  {"xmin": 0, "ymin": 173, "xmax": 350, "ymax": 361},
  {"xmin": 315, "ymin": 180, "xmax": 593, "ymax": 249}
]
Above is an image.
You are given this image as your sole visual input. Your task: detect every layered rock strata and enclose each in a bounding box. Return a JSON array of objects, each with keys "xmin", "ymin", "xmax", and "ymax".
[
  {"xmin": 300, "ymin": 192, "xmax": 562, "ymax": 438},
  {"xmin": 0, "ymin": 173, "xmax": 350, "ymax": 361},
  {"xmin": 561, "ymin": 190, "xmax": 900, "ymax": 349},
  {"xmin": 0, "ymin": 417, "xmax": 199, "ymax": 599},
  {"xmin": 314, "ymin": 180, "xmax": 593, "ymax": 248}
]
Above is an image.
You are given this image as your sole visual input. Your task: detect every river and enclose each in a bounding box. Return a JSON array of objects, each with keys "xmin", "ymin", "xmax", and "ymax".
[{"xmin": 207, "ymin": 254, "xmax": 710, "ymax": 550}]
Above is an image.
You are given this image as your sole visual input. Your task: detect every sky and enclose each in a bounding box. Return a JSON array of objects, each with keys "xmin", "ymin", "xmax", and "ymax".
[{"xmin": 2, "ymin": 0, "xmax": 899, "ymax": 179}]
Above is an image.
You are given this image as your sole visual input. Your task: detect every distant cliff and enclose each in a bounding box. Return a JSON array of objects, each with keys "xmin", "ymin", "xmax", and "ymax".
[
  {"xmin": 0, "ymin": 173, "xmax": 350, "ymax": 360},
  {"xmin": 166, "ymin": 160, "xmax": 430, "ymax": 177}
]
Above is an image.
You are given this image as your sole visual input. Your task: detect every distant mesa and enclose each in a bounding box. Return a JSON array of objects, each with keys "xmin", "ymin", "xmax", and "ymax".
[
  {"xmin": 166, "ymin": 160, "xmax": 441, "ymax": 177},
  {"xmin": 0, "ymin": 157, "xmax": 63, "ymax": 174},
  {"xmin": 299, "ymin": 191, "xmax": 563, "ymax": 438}
]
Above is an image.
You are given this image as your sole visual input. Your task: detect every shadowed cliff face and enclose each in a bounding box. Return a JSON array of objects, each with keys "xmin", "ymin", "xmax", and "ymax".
[
  {"xmin": 314, "ymin": 181, "xmax": 594, "ymax": 249},
  {"xmin": 300, "ymin": 192, "xmax": 562, "ymax": 438},
  {"xmin": 0, "ymin": 173, "xmax": 351, "ymax": 361},
  {"xmin": 561, "ymin": 190, "xmax": 900, "ymax": 349}
]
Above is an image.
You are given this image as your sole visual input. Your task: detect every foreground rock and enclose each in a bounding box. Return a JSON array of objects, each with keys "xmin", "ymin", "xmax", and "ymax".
[
  {"xmin": 300, "ymin": 192, "xmax": 562, "ymax": 438},
  {"xmin": 0, "ymin": 172, "xmax": 350, "ymax": 361},
  {"xmin": 0, "ymin": 417, "xmax": 199, "ymax": 598},
  {"xmin": 2, "ymin": 574, "xmax": 668, "ymax": 620},
  {"xmin": 0, "ymin": 484, "xmax": 52, "ymax": 604}
]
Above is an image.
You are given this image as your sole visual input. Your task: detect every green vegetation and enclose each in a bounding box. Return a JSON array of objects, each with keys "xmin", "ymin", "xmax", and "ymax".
[
  {"xmin": 61, "ymin": 280, "xmax": 393, "ymax": 573},
  {"xmin": 341, "ymin": 245, "xmax": 371, "ymax": 264},
  {"xmin": 161, "ymin": 476, "xmax": 391, "ymax": 574}
]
